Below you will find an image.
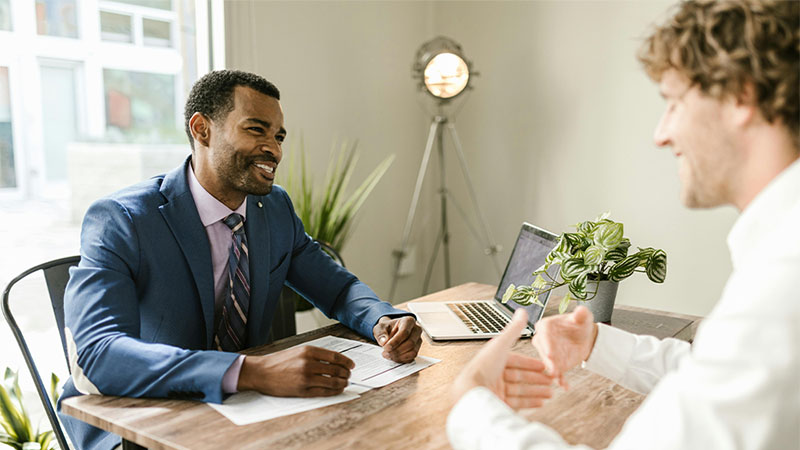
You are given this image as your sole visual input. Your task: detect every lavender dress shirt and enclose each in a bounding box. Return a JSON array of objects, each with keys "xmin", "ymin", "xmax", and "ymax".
[{"xmin": 186, "ymin": 165, "xmax": 246, "ymax": 393}]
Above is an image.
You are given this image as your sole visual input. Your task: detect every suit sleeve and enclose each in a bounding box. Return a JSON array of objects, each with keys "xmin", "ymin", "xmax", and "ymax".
[
  {"xmin": 64, "ymin": 198, "xmax": 238, "ymax": 403},
  {"xmin": 278, "ymin": 191, "xmax": 412, "ymax": 340}
]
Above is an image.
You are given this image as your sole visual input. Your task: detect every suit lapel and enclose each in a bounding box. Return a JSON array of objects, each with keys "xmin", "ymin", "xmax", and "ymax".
[
  {"xmin": 245, "ymin": 195, "xmax": 270, "ymax": 346},
  {"xmin": 158, "ymin": 157, "xmax": 216, "ymax": 348}
]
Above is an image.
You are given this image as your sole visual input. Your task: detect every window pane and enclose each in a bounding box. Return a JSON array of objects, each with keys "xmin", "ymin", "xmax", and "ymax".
[
  {"xmin": 36, "ymin": 0, "xmax": 79, "ymax": 38},
  {"xmin": 112, "ymin": 0, "xmax": 172, "ymax": 10},
  {"xmin": 41, "ymin": 65, "xmax": 78, "ymax": 182},
  {"xmin": 0, "ymin": 66, "xmax": 15, "ymax": 188},
  {"xmin": 0, "ymin": 0, "xmax": 11, "ymax": 31},
  {"xmin": 100, "ymin": 11, "xmax": 133, "ymax": 43},
  {"xmin": 143, "ymin": 18, "xmax": 171, "ymax": 47},
  {"xmin": 103, "ymin": 69, "xmax": 178, "ymax": 143}
]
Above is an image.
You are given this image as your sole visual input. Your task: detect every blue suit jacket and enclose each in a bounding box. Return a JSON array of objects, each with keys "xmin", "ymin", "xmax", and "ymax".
[{"xmin": 58, "ymin": 157, "xmax": 408, "ymax": 450}]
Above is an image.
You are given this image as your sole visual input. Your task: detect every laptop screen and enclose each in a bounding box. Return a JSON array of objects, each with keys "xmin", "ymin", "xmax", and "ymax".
[{"xmin": 494, "ymin": 223, "xmax": 560, "ymax": 325}]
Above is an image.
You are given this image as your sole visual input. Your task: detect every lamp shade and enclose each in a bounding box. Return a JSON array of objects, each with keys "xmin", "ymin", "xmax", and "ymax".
[{"xmin": 413, "ymin": 36, "xmax": 472, "ymax": 100}]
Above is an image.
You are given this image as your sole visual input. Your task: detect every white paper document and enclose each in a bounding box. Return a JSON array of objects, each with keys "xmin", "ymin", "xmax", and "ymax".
[
  {"xmin": 208, "ymin": 389, "xmax": 360, "ymax": 426},
  {"xmin": 302, "ymin": 335, "xmax": 440, "ymax": 388},
  {"xmin": 209, "ymin": 336, "xmax": 440, "ymax": 425}
]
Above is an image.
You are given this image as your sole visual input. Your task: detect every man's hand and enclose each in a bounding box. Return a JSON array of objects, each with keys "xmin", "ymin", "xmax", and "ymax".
[
  {"xmin": 237, "ymin": 345, "xmax": 355, "ymax": 397},
  {"xmin": 452, "ymin": 309, "xmax": 554, "ymax": 410},
  {"xmin": 532, "ymin": 305, "xmax": 598, "ymax": 389},
  {"xmin": 373, "ymin": 316, "xmax": 423, "ymax": 363}
]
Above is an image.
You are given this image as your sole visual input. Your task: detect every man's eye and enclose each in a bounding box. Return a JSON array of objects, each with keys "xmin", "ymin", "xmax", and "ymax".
[
  {"xmin": 277, "ymin": 135, "xmax": 285, "ymax": 143},
  {"xmin": 248, "ymin": 127, "xmax": 264, "ymax": 133}
]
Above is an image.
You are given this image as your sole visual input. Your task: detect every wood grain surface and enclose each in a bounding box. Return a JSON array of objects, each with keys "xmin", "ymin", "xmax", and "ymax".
[{"xmin": 62, "ymin": 283, "xmax": 701, "ymax": 450}]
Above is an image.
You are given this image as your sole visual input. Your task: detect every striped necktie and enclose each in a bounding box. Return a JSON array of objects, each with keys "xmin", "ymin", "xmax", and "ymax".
[{"xmin": 214, "ymin": 213, "xmax": 250, "ymax": 352}]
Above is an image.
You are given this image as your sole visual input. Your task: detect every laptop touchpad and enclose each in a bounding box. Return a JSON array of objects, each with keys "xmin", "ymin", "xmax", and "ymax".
[{"xmin": 418, "ymin": 312, "xmax": 471, "ymax": 334}]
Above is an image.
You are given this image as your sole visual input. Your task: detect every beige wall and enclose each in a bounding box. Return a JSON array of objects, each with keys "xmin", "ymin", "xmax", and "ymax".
[{"xmin": 225, "ymin": 0, "xmax": 738, "ymax": 316}]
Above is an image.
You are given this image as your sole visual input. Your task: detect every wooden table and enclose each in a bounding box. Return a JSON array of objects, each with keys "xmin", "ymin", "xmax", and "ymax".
[{"xmin": 62, "ymin": 283, "xmax": 700, "ymax": 449}]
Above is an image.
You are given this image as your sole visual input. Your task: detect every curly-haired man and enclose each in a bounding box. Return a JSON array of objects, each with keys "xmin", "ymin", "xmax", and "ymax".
[{"xmin": 449, "ymin": 1, "xmax": 799, "ymax": 448}]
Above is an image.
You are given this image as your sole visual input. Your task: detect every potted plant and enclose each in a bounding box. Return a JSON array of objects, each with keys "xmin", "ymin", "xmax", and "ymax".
[
  {"xmin": 281, "ymin": 137, "xmax": 394, "ymax": 322},
  {"xmin": 0, "ymin": 368, "xmax": 60, "ymax": 450},
  {"xmin": 502, "ymin": 212, "xmax": 667, "ymax": 322}
]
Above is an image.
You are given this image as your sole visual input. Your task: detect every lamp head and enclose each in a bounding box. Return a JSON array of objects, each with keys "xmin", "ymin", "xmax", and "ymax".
[{"xmin": 413, "ymin": 36, "xmax": 472, "ymax": 101}]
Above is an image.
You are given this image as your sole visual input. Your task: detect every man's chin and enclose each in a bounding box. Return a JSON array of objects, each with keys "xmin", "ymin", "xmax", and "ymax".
[
  {"xmin": 680, "ymin": 188, "xmax": 725, "ymax": 209},
  {"xmin": 245, "ymin": 182, "xmax": 273, "ymax": 197}
]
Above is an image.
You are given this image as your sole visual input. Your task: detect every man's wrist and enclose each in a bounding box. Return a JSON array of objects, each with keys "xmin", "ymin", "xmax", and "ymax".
[{"xmin": 223, "ymin": 355, "xmax": 246, "ymax": 393}]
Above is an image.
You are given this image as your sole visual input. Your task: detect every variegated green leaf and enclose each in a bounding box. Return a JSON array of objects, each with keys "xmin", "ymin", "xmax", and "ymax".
[
  {"xmin": 547, "ymin": 250, "xmax": 571, "ymax": 267},
  {"xmin": 558, "ymin": 292, "xmax": 573, "ymax": 314},
  {"xmin": 501, "ymin": 284, "xmax": 516, "ymax": 303},
  {"xmin": 606, "ymin": 238, "xmax": 631, "ymax": 262},
  {"xmin": 593, "ymin": 222, "xmax": 624, "ymax": 249},
  {"xmin": 569, "ymin": 273, "xmax": 588, "ymax": 299},
  {"xmin": 506, "ymin": 285, "xmax": 538, "ymax": 306},
  {"xmin": 635, "ymin": 247, "xmax": 656, "ymax": 266},
  {"xmin": 646, "ymin": 249, "xmax": 667, "ymax": 283},
  {"xmin": 577, "ymin": 221, "xmax": 596, "ymax": 236},
  {"xmin": 563, "ymin": 233, "xmax": 583, "ymax": 250},
  {"xmin": 594, "ymin": 211, "xmax": 611, "ymax": 222},
  {"xmin": 559, "ymin": 258, "xmax": 588, "ymax": 281},
  {"xmin": 584, "ymin": 245, "xmax": 606, "ymax": 265},
  {"xmin": 532, "ymin": 274, "xmax": 547, "ymax": 290},
  {"xmin": 608, "ymin": 255, "xmax": 639, "ymax": 282},
  {"xmin": 554, "ymin": 235, "xmax": 570, "ymax": 254}
]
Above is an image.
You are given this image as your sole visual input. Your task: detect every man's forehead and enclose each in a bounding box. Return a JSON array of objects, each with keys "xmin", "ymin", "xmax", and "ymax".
[
  {"xmin": 659, "ymin": 69, "xmax": 691, "ymax": 97},
  {"xmin": 232, "ymin": 86, "xmax": 283, "ymax": 118}
]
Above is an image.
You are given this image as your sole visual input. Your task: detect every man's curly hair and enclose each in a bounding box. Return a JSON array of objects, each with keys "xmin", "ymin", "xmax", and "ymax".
[
  {"xmin": 638, "ymin": 0, "xmax": 799, "ymax": 148},
  {"xmin": 184, "ymin": 70, "xmax": 280, "ymax": 149}
]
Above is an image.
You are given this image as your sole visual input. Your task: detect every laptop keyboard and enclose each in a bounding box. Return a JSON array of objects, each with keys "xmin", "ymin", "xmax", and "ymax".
[{"xmin": 447, "ymin": 302, "xmax": 510, "ymax": 334}]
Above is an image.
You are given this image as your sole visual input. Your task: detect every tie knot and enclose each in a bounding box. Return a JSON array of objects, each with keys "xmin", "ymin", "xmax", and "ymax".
[{"xmin": 223, "ymin": 213, "xmax": 245, "ymax": 234}]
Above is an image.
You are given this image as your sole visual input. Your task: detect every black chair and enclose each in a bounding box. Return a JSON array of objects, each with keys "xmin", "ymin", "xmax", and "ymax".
[
  {"xmin": 2, "ymin": 256, "xmax": 79, "ymax": 450},
  {"xmin": 269, "ymin": 240, "xmax": 345, "ymax": 343}
]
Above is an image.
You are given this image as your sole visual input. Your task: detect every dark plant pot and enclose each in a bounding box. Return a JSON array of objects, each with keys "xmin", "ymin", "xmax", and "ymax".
[{"xmin": 584, "ymin": 280, "xmax": 619, "ymax": 323}]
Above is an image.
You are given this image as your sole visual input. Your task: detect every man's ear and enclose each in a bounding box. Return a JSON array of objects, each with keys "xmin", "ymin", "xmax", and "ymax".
[
  {"xmin": 730, "ymin": 81, "xmax": 758, "ymax": 127},
  {"xmin": 189, "ymin": 112, "xmax": 212, "ymax": 148}
]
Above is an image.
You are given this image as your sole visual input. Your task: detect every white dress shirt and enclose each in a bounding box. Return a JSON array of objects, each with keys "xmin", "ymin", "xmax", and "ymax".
[{"xmin": 447, "ymin": 158, "xmax": 800, "ymax": 450}]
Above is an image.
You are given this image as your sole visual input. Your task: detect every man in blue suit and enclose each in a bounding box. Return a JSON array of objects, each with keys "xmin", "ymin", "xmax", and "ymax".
[{"xmin": 59, "ymin": 70, "xmax": 422, "ymax": 449}]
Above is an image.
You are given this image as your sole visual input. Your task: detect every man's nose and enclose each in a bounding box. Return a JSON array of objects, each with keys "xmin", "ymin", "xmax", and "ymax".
[
  {"xmin": 653, "ymin": 112, "xmax": 670, "ymax": 147},
  {"xmin": 261, "ymin": 141, "xmax": 281, "ymax": 160}
]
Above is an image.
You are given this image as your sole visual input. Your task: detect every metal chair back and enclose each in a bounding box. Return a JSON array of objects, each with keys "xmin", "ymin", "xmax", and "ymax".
[{"xmin": 2, "ymin": 255, "xmax": 79, "ymax": 450}]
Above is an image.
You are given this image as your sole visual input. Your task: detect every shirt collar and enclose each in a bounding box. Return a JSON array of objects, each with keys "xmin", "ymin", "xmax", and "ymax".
[
  {"xmin": 727, "ymin": 157, "xmax": 800, "ymax": 269},
  {"xmin": 187, "ymin": 163, "xmax": 247, "ymax": 227}
]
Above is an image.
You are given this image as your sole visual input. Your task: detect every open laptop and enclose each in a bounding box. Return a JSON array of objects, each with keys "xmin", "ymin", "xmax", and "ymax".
[{"xmin": 409, "ymin": 223, "xmax": 559, "ymax": 340}]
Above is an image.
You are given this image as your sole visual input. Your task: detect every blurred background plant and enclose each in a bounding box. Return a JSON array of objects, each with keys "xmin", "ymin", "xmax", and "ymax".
[
  {"xmin": 281, "ymin": 137, "xmax": 394, "ymax": 311},
  {"xmin": 0, "ymin": 368, "xmax": 60, "ymax": 450}
]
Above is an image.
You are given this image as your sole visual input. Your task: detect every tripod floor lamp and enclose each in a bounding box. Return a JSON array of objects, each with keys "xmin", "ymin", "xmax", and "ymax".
[{"xmin": 388, "ymin": 36, "xmax": 502, "ymax": 301}]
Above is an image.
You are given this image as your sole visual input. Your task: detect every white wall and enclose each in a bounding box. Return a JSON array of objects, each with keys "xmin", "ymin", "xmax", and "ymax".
[{"xmin": 225, "ymin": 0, "xmax": 738, "ymax": 316}]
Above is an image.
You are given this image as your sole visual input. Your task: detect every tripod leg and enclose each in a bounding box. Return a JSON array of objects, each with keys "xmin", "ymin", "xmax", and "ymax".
[
  {"xmin": 445, "ymin": 123, "xmax": 504, "ymax": 276},
  {"xmin": 389, "ymin": 118, "xmax": 442, "ymax": 300},
  {"xmin": 437, "ymin": 121, "xmax": 451, "ymax": 288},
  {"xmin": 422, "ymin": 225, "xmax": 445, "ymax": 295}
]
